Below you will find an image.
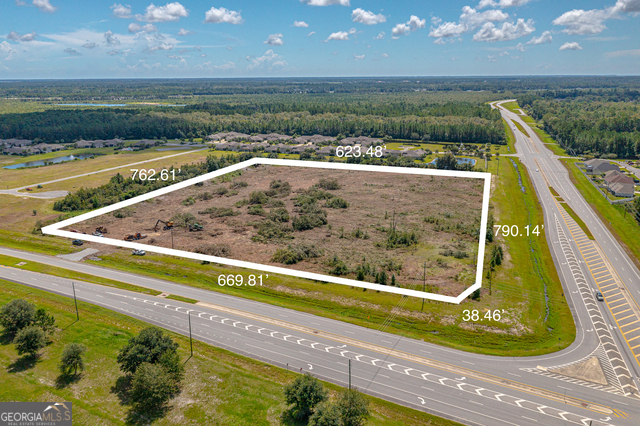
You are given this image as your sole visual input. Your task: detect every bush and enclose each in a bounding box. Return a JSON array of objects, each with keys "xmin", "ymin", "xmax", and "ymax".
[
  {"xmin": 34, "ymin": 308, "xmax": 55, "ymax": 334},
  {"xmin": 15, "ymin": 326, "xmax": 46, "ymax": 357},
  {"xmin": 252, "ymin": 220, "xmax": 293, "ymax": 242},
  {"xmin": 326, "ymin": 197, "xmax": 348, "ymax": 209},
  {"xmin": 0, "ymin": 299, "xmax": 36, "ymax": 336},
  {"xmin": 181, "ymin": 197, "xmax": 196, "ymax": 206},
  {"xmin": 317, "ymin": 178, "xmax": 341, "ymax": 190},
  {"xmin": 59, "ymin": 343, "xmax": 87, "ymax": 376},
  {"xmin": 336, "ymin": 388, "xmax": 370, "ymax": 426},
  {"xmin": 386, "ymin": 229, "xmax": 418, "ymax": 248},
  {"xmin": 197, "ymin": 191, "xmax": 214, "ymax": 200},
  {"xmin": 213, "ymin": 186, "xmax": 228, "ymax": 196},
  {"xmin": 170, "ymin": 212, "xmax": 197, "ymax": 228},
  {"xmin": 309, "ymin": 402, "xmax": 342, "ymax": 426},
  {"xmin": 117, "ymin": 327, "xmax": 179, "ymax": 375},
  {"xmin": 267, "ymin": 207, "xmax": 290, "ymax": 223},
  {"xmin": 271, "ymin": 243, "xmax": 323, "ymax": 264},
  {"xmin": 249, "ymin": 191, "xmax": 269, "ymax": 205},
  {"xmin": 195, "ymin": 244, "xmax": 231, "ymax": 257},
  {"xmin": 283, "ymin": 373, "xmax": 328, "ymax": 421},
  {"xmin": 230, "ymin": 180, "xmax": 248, "ymax": 189},
  {"xmin": 198, "ymin": 207, "xmax": 239, "ymax": 217},
  {"xmin": 248, "ymin": 205, "xmax": 266, "ymax": 216},
  {"xmin": 269, "ymin": 179, "xmax": 291, "ymax": 196},
  {"xmin": 113, "ymin": 207, "xmax": 134, "ymax": 218}
]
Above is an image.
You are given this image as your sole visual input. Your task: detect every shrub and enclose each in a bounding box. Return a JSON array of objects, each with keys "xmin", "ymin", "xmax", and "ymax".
[
  {"xmin": 267, "ymin": 207, "xmax": 289, "ymax": 222},
  {"xmin": 113, "ymin": 207, "xmax": 134, "ymax": 218},
  {"xmin": 317, "ymin": 178, "xmax": 341, "ymax": 190},
  {"xmin": 230, "ymin": 180, "xmax": 248, "ymax": 189},
  {"xmin": 15, "ymin": 326, "xmax": 46, "ymax": 357},
  {"xmin": 195, "ymin": 244, "xmax": 231, "ymax": 257},
  {"xmin": 336, "ymin": 388, "xmax": 370, "ymax": 426},
  {"xmin": 248, "ymin": 205, "xmax": 266, "ymax": 216},
  {"xmin": 34, "ymin": 308, "xmax": 55, "ymax": 334},
  {"xmin": 326, "ymin": 197, "xmax": 348, "ymax": 209},
  {"xmin": 252, "ymin": 220, "xmax": 293, "ymax": 242},
  {"xmin": 198, "ymin": 207, "xmax": 239, "ymax": 217},
  {"xmin": 271, "ymin": 243, "xmax": 323, "ymax": 264},
  {"xmin": 170, "ymin": 212, "xmax": 197, "ymax": 227},
  {"xmin": 181, "ymin": 197, "xmax": 196, "ymax": 206},
  {"xmin": 386, "ymin": 229, "xmax": 418, "ymax": 248},
  {"xmin": 249, "ymin": 191, "xmax": 269, "ymax": 205},
  {"xmin": 269, "ymin": 179, "xmax": 291, "ymax": 197},
  {"xmin": 197, "ymin": 191, "xmax": 214, "ymax": 200},
  {"xmin": 0, "ymin": 299, "xmax": 36, "ymax": 336},
  {"xmin": 59, "ymin": 343, "xmax": 87, "ymax": 376},
  {"xmin": 308, "ymin": 402, "xmax": 342, "ymax": 426}
]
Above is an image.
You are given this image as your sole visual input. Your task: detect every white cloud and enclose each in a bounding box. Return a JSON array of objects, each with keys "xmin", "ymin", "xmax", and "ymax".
[
  {"xmin": 111, "ymin": 3, "xmax": 131, "ymax": 18},
  {"xmin": 64, "ymin": 48, "xmax": 81, "ymax": 56},
  {"xmin": 294, "ymin": 21, "xmax": 309, "ymax": 27},
  {"xmin": 33, "ymin": 0, "xmax": 56, "ymax": 13},
  {"xmin": 431, "ymin": 15, "xmax": 442, "ymax": 26},
  {"xmin": 326, "ymin": 31, "xmax": 350, "ymax": 41},
  {"xmin": 107, "ymin": 49, "xmax": 120, "ymax": 55},
  {"xmin": 478, "ymin": 0, "xmax": 535, "ymax": 8},
  {"xmin": 300, "ymin": 0, "xmax": 350, "ymax": 6},
  {"xmin": 264, "ymin": 33, "xmax": 284, "ymax": 46},
  {"xmin": 215, "ymin": 60, "xmax": 235, "ymax": 70},
  {"xmin": 559, "ymin": 41, "xmax": 582, "ymax": 50},
  {"xmin": 472, "ymin": 18, "xmax": 535, "ymax": 42},
  {"xmin": 307, "ymin": 31, "xmax": 316, "ymax": 36},
  {"xmin": 146, "ymin": 43, "xmax": 173, "ymax": 52},
  {"xmin": 246, "ymin": 49, "xmax": 285, "ymax": 70},
  {"xmin": 429, "ymin": 6, "xmax": 508, "ymax": 39},
  {"xmin": 104, "ymin": 30, "xmax": 121, "ymax": 46},
  {"xmin": 7, "ymin": 31, "xmax": 37, "ymax": 42},
  {"xmin": 605, "ymin": 48, "xmax": 640, "ymax": 58},
  {"xmin": 375, "ymin": 31, "xmax": 385, "ymax": 40},
  {"xmin": 136, "ymin": 2, "xmax": 188, "ymax": 23},
  {"xmin": 82, "ymin": 41, "xmax": 98, "ymax": 49},
  {"xmin": 352, "ymin": 8, "xmax": 386, "ymax": 25},
  {"xmin": 392, "ymin": 15, "xmax": 426, "ymax": 37},
  {"xmin": 433, "ymin": 38, "xmax": 446, "ymax": 45},
  {"xmin": 204, "ymin": 7, "xmax": 243, "ymax": 24},
  {"xmin": 127, "ymin": 59, "xmax": 161, "ymax": 72},
  {"xmin": 0, "ymin": 41, "xmax": 16, "ymax": 60},
  {"xmin": 177, "ymin": 28, "xmax": 193, "ymax": 36},
  {"xmin": 128, "ymin": 23, "xmax": 158, "ymax": 33},
  {"xmin": 553, "ymin": 1, "xmax": 640, "ymax": 35},
  {"xmin": 527, "ymin": 30, "xmax": 552, "ymax": 45},
  {"xmin": 353, "ymin": 53, "xmax": 365, "ymax": 60}
]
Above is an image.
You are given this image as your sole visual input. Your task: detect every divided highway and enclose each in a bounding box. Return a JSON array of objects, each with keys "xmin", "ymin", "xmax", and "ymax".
[{"xmin": 2, "ymin": 103, "xmax": 640, "ymax": 425}]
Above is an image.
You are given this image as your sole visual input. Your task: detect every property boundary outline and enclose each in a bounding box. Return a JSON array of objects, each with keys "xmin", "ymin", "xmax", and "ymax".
[{"xmin": 42, "ymin": 158, "xmax": 492, "ymax": 304}]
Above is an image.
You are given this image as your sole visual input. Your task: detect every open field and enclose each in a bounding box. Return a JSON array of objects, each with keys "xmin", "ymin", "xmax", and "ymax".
[
  {"xmin": 0, "ymin": 280, "xmax": 461, "ymax": 426},
  {"xmin": 70, "ymin": 165, "xmax": 484, "ymax": 297},
  {"xmin": 561, "ymin": 158, "xmax": 640, "ymax": 267}
]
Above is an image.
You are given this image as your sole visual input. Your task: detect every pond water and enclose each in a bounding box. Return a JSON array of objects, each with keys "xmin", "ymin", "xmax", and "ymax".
[
  {"xmin": 427, "ymin": 157, "xmax": 476, "ymax": 167},
  {"xmin": 4, "ymin": 153, "xmax": 98, "ymax": 169}
]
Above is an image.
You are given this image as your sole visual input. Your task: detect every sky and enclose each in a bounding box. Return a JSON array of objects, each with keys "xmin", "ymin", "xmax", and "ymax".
[{"xmin": 1, "ymin": 0, "xmax": 639, "ymax": 78}]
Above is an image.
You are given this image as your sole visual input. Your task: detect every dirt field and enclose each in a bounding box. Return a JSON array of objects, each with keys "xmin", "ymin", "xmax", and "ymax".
[{"xmin": 70, "ymin": 165, "xmax": 484, "ymax": 296}]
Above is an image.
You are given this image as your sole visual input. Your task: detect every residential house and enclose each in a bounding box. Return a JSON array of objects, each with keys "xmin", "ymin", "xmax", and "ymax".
[
  {"xmin": 0, "ymin": 138, "xmax": 33, "ymax": 147},
  {"xmin": 603, "ymin": 170, "xmax": 635, "ymax": 197},
  {"xmin": 584, "ymin": 159, "xmax": 619, "ymax": 175},
  {"xmin": 402, "ymin": 149, "xmax": 426, "ymax": 159}
]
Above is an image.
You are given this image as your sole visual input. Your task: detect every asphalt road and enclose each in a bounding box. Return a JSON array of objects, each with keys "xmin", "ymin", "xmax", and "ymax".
[{"xmin": 2, "ymin": 104, "xmax": 640, "ymax": 424}]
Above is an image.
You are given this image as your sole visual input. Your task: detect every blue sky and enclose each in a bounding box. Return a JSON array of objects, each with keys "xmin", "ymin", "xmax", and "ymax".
[{"xmin": 1, "ymin": 0, "xmax": 639, "ymax": 78}]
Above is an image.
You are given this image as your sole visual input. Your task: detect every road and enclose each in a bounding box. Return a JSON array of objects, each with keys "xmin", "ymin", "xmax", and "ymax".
[{"xmin": 2, "ymin": 103, "xmax": 640, "ymax": 424}]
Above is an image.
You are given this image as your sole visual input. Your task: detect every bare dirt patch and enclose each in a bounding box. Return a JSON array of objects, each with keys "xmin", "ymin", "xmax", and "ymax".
[{"xmin": 70, "ymin": 165, "xmax": 483, "ymax": 296}]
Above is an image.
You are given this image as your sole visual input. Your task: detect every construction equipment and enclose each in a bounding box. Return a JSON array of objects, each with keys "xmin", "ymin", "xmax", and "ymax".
[
  {"xmin": 124, "ymin": 233, "xmax": 147, "ymax": 241},
  {"xmin": 189, "ymin": 223, "xmax": 203, "ymax": 232},
  {"xmin": 154, "ymin": 220, "xmax": 174, "ymax": 231},
  {"xmin": 96, "ymin": 226, "xmax": 108, "ymax": 234},
  {"xmin": 25, "ymin": 187, "xmax": 32, "ymax": 191}
]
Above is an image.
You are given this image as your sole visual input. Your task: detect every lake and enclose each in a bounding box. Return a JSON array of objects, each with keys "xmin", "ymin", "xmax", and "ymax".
[{"xmin": 4, "ymin": 153, "xmax": 98, "ymax": 169}]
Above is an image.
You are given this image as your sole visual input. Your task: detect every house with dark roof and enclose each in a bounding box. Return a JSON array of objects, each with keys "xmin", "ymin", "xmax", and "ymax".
[
  {"xmin": 317, "ymin": 146, "xmax": 336, "ymax": 155},
  {"xmin": 402, "ymin": 149, "xmax": 426, "ymax": 159},
  {"xmin": 585, "ymin": 159, "xmax": 619, "ymax": 175},
  {"xmin": 609, "ymin": 182, "xmax": 635, "ymax": 197},
  {"xmin": 1, "ymin": 138, "xmax": 33, "ymax": 147}
]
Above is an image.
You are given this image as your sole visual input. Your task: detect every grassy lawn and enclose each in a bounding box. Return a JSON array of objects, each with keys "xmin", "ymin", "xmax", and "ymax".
[
  {"xmin": 166, "ymin": 294, "xmax": 198, "ymax": 304},
  {"xmin": 513, "ymin": 121, "xmax": 530, "ymax": 138},
  {"xmin": 561, "ymin": 158, "xmax": 640, "ymax": 266},
  {"xmin": 0, "ymin": 280, "xmax": 461, "ymax": 426},
  {"xmin": 560, "ymin": 203, "xmax": 594, "ymax": 239}
]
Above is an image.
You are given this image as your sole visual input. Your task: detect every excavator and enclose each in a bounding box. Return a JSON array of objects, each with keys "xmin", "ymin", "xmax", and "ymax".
[
  {"xmin": 124, "ymin": 233, "xmax": 147, "ymax": 241},
  {"xmin": 96, "ymin": 226, "xmax": 108, "ymax": 234},
  {"xmin": 154, "ymin": 220, "xmax": 174, "ymax": 231},
  {"xmin": 189, "ymin": 223, "xmax": 203, "ymax": 232}
]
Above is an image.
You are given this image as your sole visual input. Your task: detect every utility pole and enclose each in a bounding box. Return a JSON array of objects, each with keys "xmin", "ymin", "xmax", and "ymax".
[
  {"xmin": 421, "ymin": 262, "xmax": 427, "ymax": 311},
  {"xmin": 188, "ymin": 311, "xmax": 193, "ymax": 358},
  {"xmin": 72, "ymin": 282, "xmax": 79, "ymax": 321},
  {"xmin": 348, "ymin": 359, "xmax": 351, "ymax": 390}
]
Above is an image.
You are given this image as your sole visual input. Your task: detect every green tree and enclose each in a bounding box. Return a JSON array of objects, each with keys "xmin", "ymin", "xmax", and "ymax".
[
  {"xmin": 59, "ymin": 343, "xmax": 87, "ymax": 375},
  {"xmin": 336, "ymin": 388, "xmax": 370, "ymax": 426},
  {"xmin": 14, "ymin": 326, "xmax": 46, "ymax": 357},
  {"xmin": 283, "ymin": 373, "xmax": 328, "ymax": 421},
  {"xmin": 34, "ymin": 308, "xmax": 55, "ymax": 334},
  {"xmin": 309, "ymin": 401, "xmax": 342, "ymax": 426},
  {"xmin": 436, "ymin": 153, "xmax": 458, "ymax": 170},
  {"xmin": 0, "ymin": 299, "xmax": 36, "ymax": 336},
  {"xmin": 130, "ymin": 362, "xmax": 177, "ymax": 408},
  {"xmin": 117, "ymin": 327, "xmax": 179, "ymax": 375}
]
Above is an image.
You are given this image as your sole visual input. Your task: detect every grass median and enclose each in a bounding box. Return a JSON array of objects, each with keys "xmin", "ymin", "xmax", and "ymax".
[{"xmin": 0, "ymin": 279, "xmax": 461, "ymax": 426}]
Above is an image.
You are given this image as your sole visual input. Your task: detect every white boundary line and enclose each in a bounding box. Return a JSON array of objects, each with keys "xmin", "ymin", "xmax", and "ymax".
[{"xmin": 42, "ymin": 158, "xmax": 491, "ymax": 304}]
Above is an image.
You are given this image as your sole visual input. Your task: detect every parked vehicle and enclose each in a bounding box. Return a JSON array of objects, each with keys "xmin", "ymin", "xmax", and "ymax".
[
  {"xmin": 132, "ymin": 249, "xmax": 146, "ymax": 256},
  {"xmin": 72, "ymin": 239, "xmax": 84, "ymax": 246}
]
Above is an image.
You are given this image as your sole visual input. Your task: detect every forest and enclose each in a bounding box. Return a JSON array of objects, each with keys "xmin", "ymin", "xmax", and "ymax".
[
  {"xmin": 0, "ymin": 100, "xmax": 505, "ymax": 145},
  {"xmin": 519, "ymin": 97, "xmax": 640, "ymax": 158}
]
